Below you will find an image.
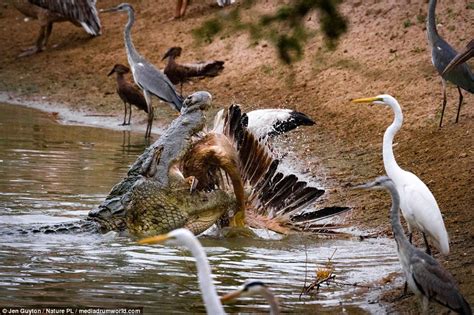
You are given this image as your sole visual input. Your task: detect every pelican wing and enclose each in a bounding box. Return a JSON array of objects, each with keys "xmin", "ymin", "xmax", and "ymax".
[
  {"xmin": 411, "ymin": 255, "xmax": 471, "ymax": 314},
  {"xmin": 29, "ymin": 0, "xmax": 101, "ymax": 35}
]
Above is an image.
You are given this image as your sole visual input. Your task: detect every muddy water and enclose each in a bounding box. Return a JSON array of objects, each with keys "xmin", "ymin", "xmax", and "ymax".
[{"xmin": 0, "ymin": 103, "xmax": 401, "ymax": 313}]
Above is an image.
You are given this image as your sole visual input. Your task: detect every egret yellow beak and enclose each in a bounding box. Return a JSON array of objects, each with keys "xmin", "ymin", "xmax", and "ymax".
[
  {"xmin": 220, "ymin": 289, "xmax": 243, "ymax": 303},
  {"xmin": 138, "ymin": 233, "xmax": 171, "ymax": 245},
  {"xmin": 351, "ymin": 96, "xmax": 383, "ymax": 104}
]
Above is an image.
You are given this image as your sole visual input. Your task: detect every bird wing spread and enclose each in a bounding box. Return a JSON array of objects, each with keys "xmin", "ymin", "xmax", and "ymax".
[{"xmin": 28, "ymin": 0, "xmax": 101, "ymax": 35}]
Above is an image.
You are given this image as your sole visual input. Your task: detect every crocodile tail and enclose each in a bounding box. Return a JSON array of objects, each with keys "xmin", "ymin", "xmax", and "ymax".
[
  {"xmin": 222, "ymin": 104, "xmax": 350, "ymax": 234},
  {"xmin": 1, "ymin": 219, "xmax": 99, "ymax": 235}
]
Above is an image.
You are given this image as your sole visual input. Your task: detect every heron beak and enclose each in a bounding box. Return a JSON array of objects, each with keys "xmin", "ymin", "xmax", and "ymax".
[
  {"xmin": 220, "ymin": 289, "xmax": 243, "ymax": 303},
  {"xmin": 161, "ymin": 51, "xmax": 170, "ymax": 61},
  {"xmin": 138, "ymin": 233, "xmax": 171, "ymax": 245},
  {"xmin": 351, "ymin": 96, "xmax": 383, "ymax": 104},
  {"xmin": 107, "ymin": 68, "xmax": 115, "ymax": 76}
]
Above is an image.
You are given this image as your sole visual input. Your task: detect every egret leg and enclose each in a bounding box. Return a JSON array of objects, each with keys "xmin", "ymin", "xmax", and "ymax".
[
  {"xmin": 439, "ymin": 78, "xmax": 447, "ymax": 128},
  {"xmin": 128, "ymin": 104, "xmax": 132, "ymax": 125},
  {"xmin": 455, "ymin": 86, "xmax": 463, "ymax": 123},
  {"xmin": 422, "ymin": 232, "xmax": 432, "ymax": 256},
  {"xmin": 121, "ymin": 101, "xmax": 127, "ymax": 125},
  {"xmin": 143, "ymin": 90, "xmax": 154, "ymax": 138}
]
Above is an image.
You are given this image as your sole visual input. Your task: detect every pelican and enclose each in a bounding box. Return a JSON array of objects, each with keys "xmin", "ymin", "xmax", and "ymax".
[
  {"xmin": 352, "ymin": 95, "xmax": 449, "ymax": 255},
  {"xmin": 12, "ymin": 0, "xmax": 101, "ymax": 57},
  {"xmin": 357, "ymin": 177, "xmax": 471, "ymax": 314},
  {"xmin": 212, "ymin": 108, "xmax": 315, "ymax": 139},
  {"xmin": 101, "ymin": 3, "xmax": 183, "ymax": 138},
  {"xmin": 427, "ymin": 0, "xmax": 474, "ymax": 127},
  {"xmin": 108, "ymin": 64, "xmax": 148, "ymax": 126},
  {"xmin": 139, "ymin": 228, "xmax": 280, "ymax": 315}
]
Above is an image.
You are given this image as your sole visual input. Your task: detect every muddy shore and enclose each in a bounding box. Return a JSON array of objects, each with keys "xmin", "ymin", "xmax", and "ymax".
[{"xmin": 0, "ymin": 0, "xmax": 472, "ymax": 313}]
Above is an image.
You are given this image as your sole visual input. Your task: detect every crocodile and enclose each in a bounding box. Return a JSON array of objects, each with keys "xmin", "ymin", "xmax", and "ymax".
[{"xmin": 11, "ymin": 92, "xmax": 351, "ymax": 236}]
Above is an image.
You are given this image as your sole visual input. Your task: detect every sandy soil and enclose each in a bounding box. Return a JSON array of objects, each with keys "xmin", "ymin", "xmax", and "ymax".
[{"xmin": 0, "ymin": 0, "xmax": 473, "ymax": 313}]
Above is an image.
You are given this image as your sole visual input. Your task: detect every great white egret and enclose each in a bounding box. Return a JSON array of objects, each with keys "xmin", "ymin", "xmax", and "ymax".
[
  {"xmin": 357, "ymin": 177, "xmax": 471, "ymax": 314},
  {"xmin": 139, "ymin": 228, "xmax": 280, "ymax": 314},
  {"xmin": 352, "ymin": 95, "xmax": 449, "ymax": 255}
]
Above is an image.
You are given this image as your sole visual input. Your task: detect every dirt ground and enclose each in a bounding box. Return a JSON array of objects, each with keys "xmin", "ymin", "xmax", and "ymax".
[{"xmin": 0, "ymin": 0, "xmax": 472, "ymax": 313}]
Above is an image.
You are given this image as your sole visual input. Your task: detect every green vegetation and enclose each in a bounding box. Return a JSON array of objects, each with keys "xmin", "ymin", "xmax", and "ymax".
[{"xmin": 193, "ymin": 0, "xmax": 347, "ymax": 64}]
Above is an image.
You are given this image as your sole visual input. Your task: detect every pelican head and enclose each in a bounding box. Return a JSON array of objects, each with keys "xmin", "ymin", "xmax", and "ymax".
[
  {"xmin": 351, "ymin": 94, "xmax": 398, "ymax": 107},
  {"xmin": 100, "ymin": 3, "xmax": 134, "ymax": 14},
  {"xmin": 181, "ymin": 91, "xmax": 212, "ymax": 114},
  {"xmin": 354, "ymin": 176, "xmax": 394, "ymax": 191},
  {"xmin": 162, "ymin": 47, "xmax": 182, "ymax": 61}
]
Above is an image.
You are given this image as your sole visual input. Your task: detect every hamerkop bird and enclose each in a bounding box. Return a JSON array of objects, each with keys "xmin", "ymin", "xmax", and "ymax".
[
  {"xmin": 101, "ymin": 3, "xmax": 183, "ymax": 138},
  {"xmin": 12, "ymin": 0, "xmax": 101, "ymax": 57},
  {"xmin": 108, "ymin": 64, "xmax": 148, "ymax": 126},
  {"xmin": 162, "ymin": 47, "xmax": 224, "ymax": 93}
]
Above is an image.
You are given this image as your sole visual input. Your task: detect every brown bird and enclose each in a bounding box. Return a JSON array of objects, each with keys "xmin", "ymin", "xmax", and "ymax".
[
  {"xmin": 108, "ymin": 64, "xmax": 148, "ymax": 126},
  {"xmin": 442, "ymin": 39, "xmax": 474, "ymax": 76},
  {"xmin": 162, "ymin": 47, "xmax": 224, "ymax": 93},
  {"xmin": 12, "ymin": 0, "xmax": 101, "ymax": 57}
]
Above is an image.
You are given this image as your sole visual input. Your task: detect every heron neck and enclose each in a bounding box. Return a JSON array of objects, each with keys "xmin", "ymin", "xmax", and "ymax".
[
  {"xmin": 427, "ymin": 0, "xmax": 439, "ymax": 45},
  {"xmin": 186, "ymin": 235, "xmax": 225, "ymax": 315},
  {"xmin": 387, "ymin": 182, "xmax": 411, "ymax": 250},
  {"xmin": 261, "ymin": 289, "xmax": 280, "ymax": 315},
  {"xmin": 124, "ymin": 9, "xmax": 140, "ymax": 64},
  {"xmin": 383, "ymin": 102, "xmax": 403, "ymax": 179}
]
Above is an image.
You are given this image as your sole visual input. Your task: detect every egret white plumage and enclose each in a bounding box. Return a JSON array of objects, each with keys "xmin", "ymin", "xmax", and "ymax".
[
  {"xmin": 101, "ymin": 3, "xmax": 183, "ymax": 138},
  {"xmin": 139, "ymin": 228, "xmax": 279, "ymax": 315},
  {"xmin": 357, "ymin": 177, "xmax": 471, "ymax": 315},
  {"xmin": 427, "ymin": 0, "xmax": 474, "ymax": 127},
  {"xmin": 212, "ymin": 108, "xmax": 314, "ymax": 139},
  {"xmin": 352, "ymin": 95, "xmax": 449, "ymax": 255}
]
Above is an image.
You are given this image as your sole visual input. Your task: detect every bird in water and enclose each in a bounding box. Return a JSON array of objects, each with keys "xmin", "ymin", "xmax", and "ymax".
[
  {"xmin": 101, "ymin": 3, "xmax": 183, "ymax": 139},
  {"xmin": 357, "ymin": 176, "xmax": 472, "ymax": 315},
  {"xmin": 352, "ymin": 95, "xmax": 449, "ymax": 255},
  {"xmin": 12, "ymin": 0, "xmax": 101, "ymax": 57},
  {"xmin": 108, "ymin": 64, "xmax": 148, "ymax": 126},
  {"xmin": 139, "ymin": 228, "xmax": 280, "ymax": 315},
  {"xmin": 443, "ymin": 39, "xmax": 474, "ymax": 76},
  {"xmin": 426, "ymin": 0, "xmax": 474, "ymax": 127},
  {"xmin": 162, "ymin": 46, "xmax": 225, "ymax": 94}
]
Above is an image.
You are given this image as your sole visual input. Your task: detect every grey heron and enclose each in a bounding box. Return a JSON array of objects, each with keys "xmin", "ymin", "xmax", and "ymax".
[
  {"xmin": 442, "ymin": 39, "xmax": 474, "ymax": 76},
  {"xmin": 352, "ymin": 95, "xmax": 449, "ymax": 255},
  {"xmin": 139, "ymin": 228, "xmax": 280, "ymax": 315},
  {"xmin": 357, "ymin": 176, "xmax": 472, "ymax": 315},
  {"xmin": 12, "ymin": 0, "xmax": 101, "ymax": 57},
  {"xmin": 427, "ymin": 0, "xmax": 474, "ymax": 127},
  {"xmin": 107, "ymin": 64, "xmax": 148, "ymax": 126},
  {"xmin": 101, "ymin": 3, "xmax": 184, "ymax": 138}
]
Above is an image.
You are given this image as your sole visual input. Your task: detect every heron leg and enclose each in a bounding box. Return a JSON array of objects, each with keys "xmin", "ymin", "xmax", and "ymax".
[
  {"xmin": 180, "ymin": 0, "xmax": 189, "ymax": 17},
  {"xmin": 408, "ymin": 232, "xmax": 413, "ymax": 244},
  {"xmin": 422, "ymin": 232, "xmax": 432, "ymax": 256},
  {"xmin": 143, "ymin": 90, "xmax": 153, "ymax": 138},
  {"xmin": 43, "ymin": 22, "xmax": 53, "ymax": 49},
  {"xmin": 174, "ymin": 0, "xmax": 183, "ymax": 18},
  {"xmin": 455, "ymin": 86, "xmax": 463, "ymax": 123},
  {"xmin": 439, "ymin": 78, "xmax": 447, "ymax": 128}
]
